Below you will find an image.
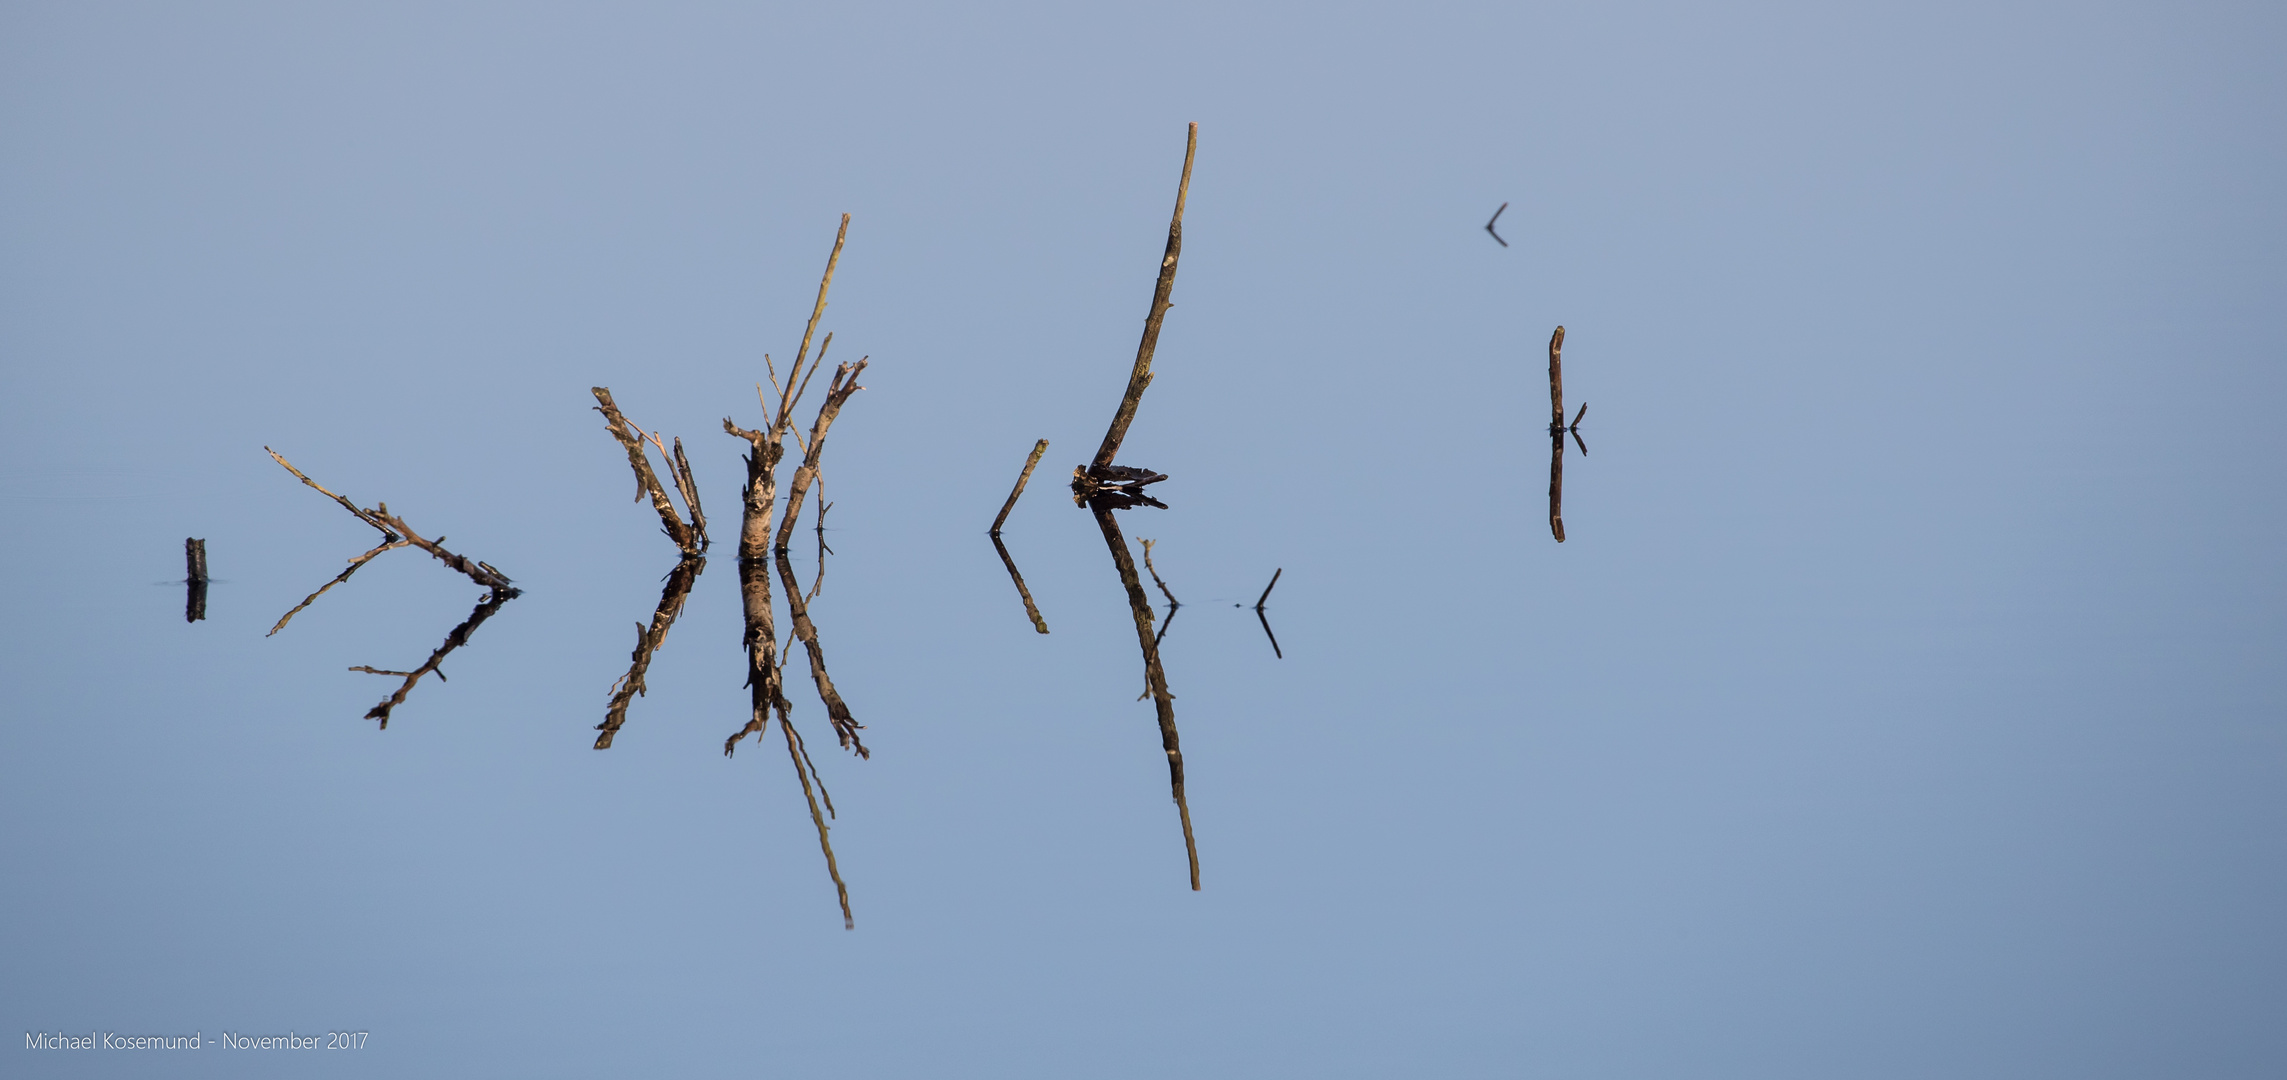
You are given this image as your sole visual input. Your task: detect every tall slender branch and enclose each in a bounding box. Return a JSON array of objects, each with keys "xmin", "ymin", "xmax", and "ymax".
[
  {"xmin": 595, "ymin": 555, "xmax": 705, "ymax": 749},
  {"xmin": 1547, "ymin": 326, "xmax": 1567, "ymax": 543},
  {"xmin": 990, "ymin": 533, "xmax": 1050, "ymax": 634},
  {"xmin": 1090, "ymin": 124, "xmax": 1197, "ymax": 471}
]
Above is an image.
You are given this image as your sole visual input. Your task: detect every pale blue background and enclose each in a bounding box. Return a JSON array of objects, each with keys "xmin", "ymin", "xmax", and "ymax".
[{"xmin": 3, "ymin": 1, "xmax": 2283, "ymax": 1076}]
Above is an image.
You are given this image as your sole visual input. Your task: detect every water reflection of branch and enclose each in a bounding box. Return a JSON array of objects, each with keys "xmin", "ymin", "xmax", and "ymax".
[
  {"xmin": 990, "ymin": 534, "xmax": 1050, "ymax": 634},
  {"xmin": 356, "ymin": 587, "xmax": 513, "ymax": 730},
  {"xmin": 594, "ymin": 555, "xmax": 704, "ymax": 749},
  {"xmin": 1090, "ymin": 499, "xmax": 1199, "ymax": 891},
  {"xmin": 1252, "ymin": 567, "xmax": 1283, "ymax": 659}
]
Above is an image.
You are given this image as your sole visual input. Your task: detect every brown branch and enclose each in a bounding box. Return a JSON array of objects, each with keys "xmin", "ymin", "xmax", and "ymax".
[
  {"xmin": 990, "ymin": 533, "xmax": 1050, "ymax": 634},
  {"xmin": 592, "ymin": 387, "xmax": 703, "ymax": 556},
  {"xmin": 594, "ymin": 554, "xmax": 706, "ymax": 749},
  {"xmin": 265, "ymin": 447, "xmax": 398, "ymax": 539},
  {"xmin": 1089, "ymin": 498, "xmax": 1199, "ymax": 891},
  {"xmin": 671, "ymin": 437, "xmax": 707, "ymax": 547},
  {"xmin": 365, "ymin": 507, "xmax": 518, "ymax": 593},
  {"xmin": 990, "ymin": 439, "xmax": 1049, "ymax": 535},
  {"xmin": 268, "ymin": 537, "xmax": 412, "ymax": 636},
  {"xmin": 774, "ymin": 359, "xmax": 868, "ymax": 553},
  {"xmin": 360, "ymin": 588, "xmax": 513, "ymax": 729},
  {"xmin": 1090, "ymin": 123, "xmax": 1197, "ymax": 472}
]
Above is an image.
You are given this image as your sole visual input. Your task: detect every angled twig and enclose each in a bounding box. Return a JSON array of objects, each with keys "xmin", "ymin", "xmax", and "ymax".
[
  {"xmin": 1253, "ymin": 567, "xmax": 1284, "ymax": 659},
  {"xmin": 1140, "ymin": 538, "xmax": 1180, "ymax": 610},
  {"xmin": 1485, "ymin": 201, "xmax": 1509, "ymax": 247},
  {"xmin": 780, "ymin": 698, "xmax": 852, "ymax": 929},
  {"xmin": 808, "ymin": 497, "xmax": 831, "ymax": 604},
  {"xmin": 990, "ymin": 439, "xmax": 1049, "ymax": 536}
]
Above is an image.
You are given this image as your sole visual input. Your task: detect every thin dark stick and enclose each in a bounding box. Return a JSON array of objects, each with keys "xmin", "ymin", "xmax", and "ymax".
[
  {"xmin": 264, "ymin": 447, "xmax": 397, "ymax": 539},
  {"xmin": 1253, "ymin": 567, "xmax": 1282, "ymax": 611},
  {"xmin": 990, "ymin": 533, "xmax": 1050, "ymax": 634},
  {"xmin": 595, "ymin": 554, "xmax": 706, "ymax": 749},
  {"xmin": 1570, "ymin": 402, "xmax": 1588, "ymax": 456},
  {"xmin": 1485, "ymin": 202, "xmax": 1509, "ymax": 247},
  {"xmin": 1089, "ymin": 499, "xmax": 1199, "ymax": 891},
  {"xmin": 1090, "ymin": 123, "xmax": 1197, "ymax": 472},
  {"xmin": 775, "ymin": 542, "xmax": 867, "ymax": 758},
  {"xmin": 774, "ymin": 359, "xmax": 868, "ymax": 554},
  {"xmin": 990, "ymin": 439, "xmax": 1050, "ymax": 535},
  {"xmin": 360, "ymin": 588, "xmax": 513, "ymax": 729}
]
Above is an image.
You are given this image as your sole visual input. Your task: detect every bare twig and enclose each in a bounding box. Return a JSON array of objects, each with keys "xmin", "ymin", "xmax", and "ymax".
[
  {"xmin": 990, "ymin": 533, "xmax": 1050, "ymax": 634},
  {"xmin": 1253, "ymin": 567, "xmax": 1283, "ymax": 659},
  {"xmin": 268, "ymin": 537, "xmax": 411, "ymax": 636},
  {"xmin": 1485, "ymin": 201, "xmax": 1509, "ymax": 247},
  {"xmin": 1089, "ymin": 123, "xmax": 1197, "ymax": 473},
  {"xmin": 1089, "ymin": 498, "xmax": 1199, "ymax": 891},
  {"xmin": 264, "ymin": 447, "xmax": 397, "ymax": 538},
  {"xmin": 774, "ymin": 359, "xmax": 868, "ymax": 553},
  {"xmin": 592, "ymin": 387, "xmax": 705, "ymax": 556},
  {"xmin": 1141, "ymin": 538, "xmax": 1180, "ymax": 609},
  {"xmin": 990, "ymin": 439, "xmax": 1050, "ymax": 535},
  {"xmin": 1253, "ymin": 567, "xmax": 1282, "ymax": 611}
]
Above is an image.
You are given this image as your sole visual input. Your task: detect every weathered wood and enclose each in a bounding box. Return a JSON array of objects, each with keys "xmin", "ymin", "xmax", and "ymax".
[
  {"xmin": 183, "ymin": 538, "xmax": 208, "ymax": 623},
  {"xmin": 1089, "ymin": 123, "xmax": 1197, "ymax": 472},
  {"xmin": 990, "ymin": 534, "xmax": 1050, "ymax": 634},
  {"xmin": 1546, "ymin": 327, "xmax": 1567, "ymax": 543},
  {"xmin": 594, "ymin": 555, "xmax": 705, "ymax": 749},
  {"xmin": 990, "ymin": 439, "xmax": 1049, "ymax": 535},
  {"xmin": 592, "ymin": 387, "xmax": 704, "ymax": 556},
  {"xmin": 359, "ymin": 589, "xmax": 514, "ymax": 730}
]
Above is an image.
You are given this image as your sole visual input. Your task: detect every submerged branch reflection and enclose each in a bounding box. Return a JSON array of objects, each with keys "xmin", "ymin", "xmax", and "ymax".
[{"xmin": 1090, "ymin": 498, "xmax": 1199, "ymax": 891}]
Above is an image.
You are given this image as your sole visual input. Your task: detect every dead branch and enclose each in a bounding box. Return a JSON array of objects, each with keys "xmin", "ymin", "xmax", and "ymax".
[
  {"xmin": 1087, "ymin": 123, "xmax": 1197, "ymax": 474},
  {"xmin": 990, "ymin": 439, "xmax": 1049, "ymax": 535},
  {"xmin": 592, "ymin": 387, "xmax": 706, "ymax": 556},
  {"xmin": 1089, "ymin": 497, "xmax": 1199, "ymax": 891},
  {"xmin": 265, "ymin": 447, "xmax": 397, "ymax": 538},
  {"xmin": 1547, "ymin": 326, "xmax": 1567, "ymax": 543},
  {"xmin": 268, "ymin": 537, "xmax": 411, "ymax": 636},
  {"xmin": 594, "ymin": 554, "xmax": 706, "ymax": 749},
  {"xmin": 1253, "ymin": 567, "xmax": 1282, "ymax": 611},
  {"xmin": 990, "ymin": 533, "xmax": 1050, "ymax": 634},
  {"xmin": 774, "ymin": 359, "xmax": 868, "ymax": 553},
  {"xmin": 360, "ymin": 588, "xmax": 514, "ymax": 729},
  {"xmin": 1485, "ymin": 201, "xmax": 1510, "ymax": 247},
  {"xmin": 1141, "ymin": 538, "xmax": 1180, "ymax": 609}
]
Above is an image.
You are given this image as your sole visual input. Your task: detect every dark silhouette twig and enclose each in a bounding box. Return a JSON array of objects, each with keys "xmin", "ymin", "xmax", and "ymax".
[
  {"xmin": 808, "ymin": 497, "xmax": 831, "ymax": 604},
  {"xmin": 1485, "ymin": 201, "xmax": 1509, "ymax": 247},
  {"xmin": 1089, "ymin": 498, "xmax": 1199, "ymax": 891},
  {"xmin": 990, "ymin": 439, "xmax": 1049, "ymax": 535}
]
